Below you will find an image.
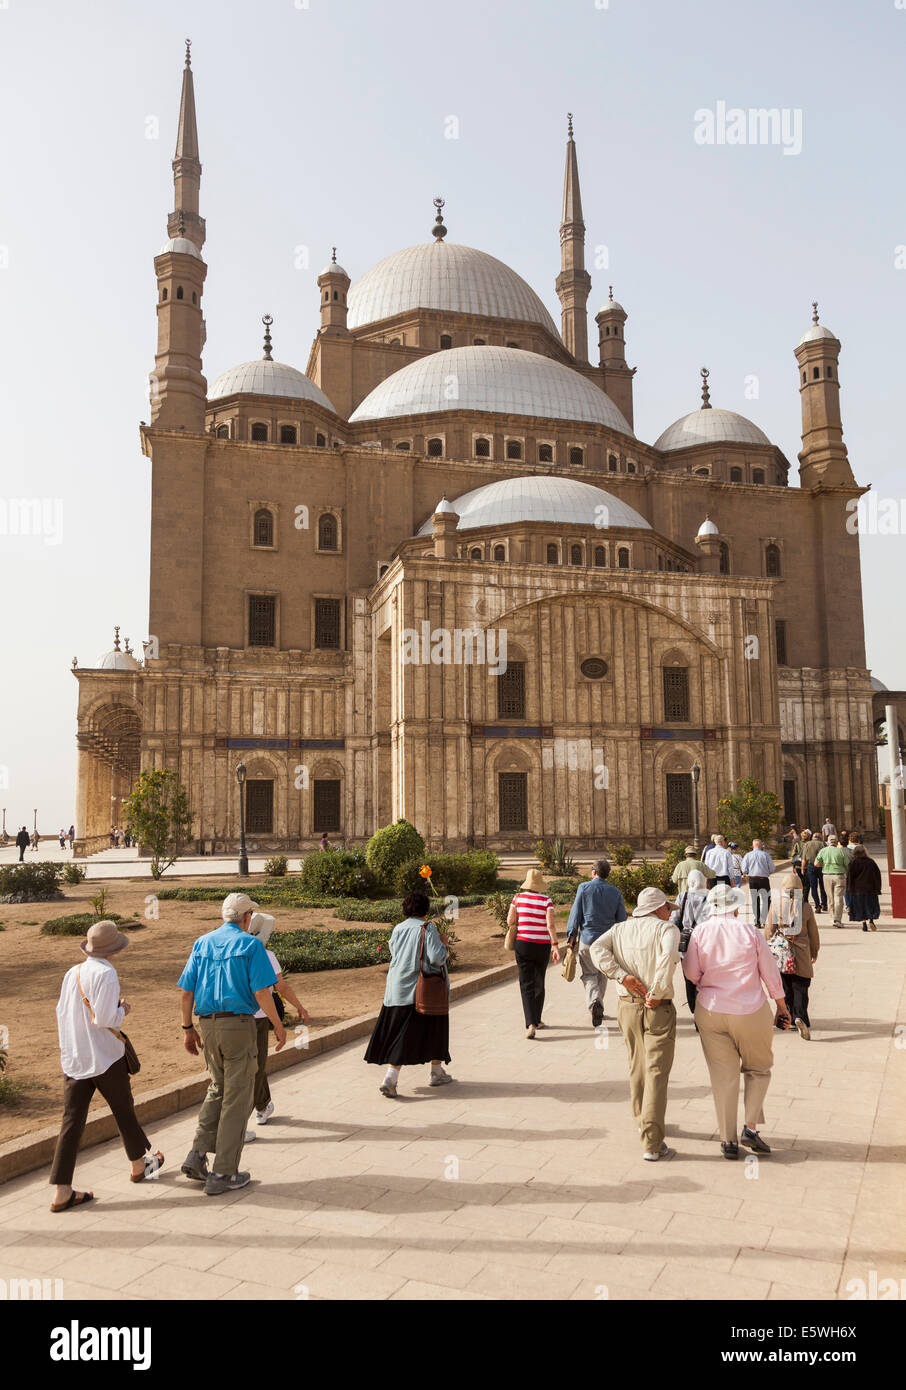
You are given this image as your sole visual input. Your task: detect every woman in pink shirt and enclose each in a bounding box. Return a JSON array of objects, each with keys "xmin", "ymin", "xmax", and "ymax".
[{"xmin": 683, "ymin": 883, "xmax": 791, "ymax": 1160}]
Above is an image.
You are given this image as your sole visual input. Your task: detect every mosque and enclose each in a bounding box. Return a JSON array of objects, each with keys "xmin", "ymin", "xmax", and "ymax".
[{"xmin": 72, "ymin": 46, "xmax": 891, "ymax": 856}]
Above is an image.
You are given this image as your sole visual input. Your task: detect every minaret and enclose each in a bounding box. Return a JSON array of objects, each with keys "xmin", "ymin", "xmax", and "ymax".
[
  {"xmin": 150, "ymin": 40, "xmax": 208, "ymax": 431},
  {"xmin": 794, "ymin": 303, "xmax": 854, "ymax": 488},
  {"xmin": 317, "ymin": 248, "xmax": 351, "ymax": 335},
  {"xmin": 555, "ymin": 114, "xmax": 591, "ymax": 362},
  {"xmin": 594, "ymin": 285, "xmax": 635, "ymax": 426}
]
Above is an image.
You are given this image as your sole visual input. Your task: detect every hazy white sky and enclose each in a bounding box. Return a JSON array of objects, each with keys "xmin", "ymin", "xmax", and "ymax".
[{"xmin": 1, "ymin": 0, "xmax": 904, "ymax": 831}]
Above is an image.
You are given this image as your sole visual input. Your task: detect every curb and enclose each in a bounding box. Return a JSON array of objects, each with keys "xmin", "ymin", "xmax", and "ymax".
[{"xmin": 0, "ymin": 958, "xmax": 518, "ymax": 1186}]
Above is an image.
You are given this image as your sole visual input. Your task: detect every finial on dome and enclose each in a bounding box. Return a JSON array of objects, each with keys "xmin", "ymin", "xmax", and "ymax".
[
  {"xmin": 124, "ymin": 638, "xmax": 133, "ymax": 656},
  {"xmin": 567, "ymin": 112, "xmax": 574, "ymax": 140},
  {"xmin": 331, "ymin": 247, "xmax": 337, "ymax": 264},
  {"xmin": 812, "ymin": 301, "xmax": 819, "ymax": 325},
  {"xmin": 608, "ymin": 285, "xmax": 614, "ymax": 303},
  {"xmin": 700, "ymin": 366, "xmax": 711, "ymax": 410},
  {"xmin": 72, "ymin": 656, "xmax": 78, "ymax": 670},
  {"xmin": 432, "ymin": 197, "xmax": 447, "ymax": 241},
  {"xmin": 185, "ymin": 37, "xmax": 192, "ymax": 68},
  {"xmin": 113, "ymin": 625, "xmax": 121, "ymax": 652},
  {"xmin": 262, "ymin": 313, "xmax": 274, "ymax": 361}
]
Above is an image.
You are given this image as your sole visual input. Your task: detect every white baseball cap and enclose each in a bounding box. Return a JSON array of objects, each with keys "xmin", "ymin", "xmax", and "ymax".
[
  {"xmin": 222, "ymin": 891, "xmax": 259, "ymax": 922},
  {"xmin": 248, "ymin": 911, "xmax": 275, "ymax": 946}
]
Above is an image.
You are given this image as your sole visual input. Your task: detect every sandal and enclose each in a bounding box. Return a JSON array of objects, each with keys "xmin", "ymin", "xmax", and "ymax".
[
  {"xmin": 130, "ymin": 1151, "xmax": 165, "ymax": 1183},
  {"xmin": 50, "ymin": 1190, "xmax": 94, "ymax": 1213}
]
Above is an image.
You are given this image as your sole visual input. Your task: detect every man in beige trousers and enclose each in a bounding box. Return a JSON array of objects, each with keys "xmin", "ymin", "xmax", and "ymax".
[{"xmin": 591, "ymin": 886, "xmax": 680, "ymax": 1162}]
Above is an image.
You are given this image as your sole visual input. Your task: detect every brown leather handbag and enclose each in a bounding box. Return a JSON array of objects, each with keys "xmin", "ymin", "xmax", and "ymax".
[{"xmin": 414, "ymin": 923, "xmax": 449, "ymax": 1016}]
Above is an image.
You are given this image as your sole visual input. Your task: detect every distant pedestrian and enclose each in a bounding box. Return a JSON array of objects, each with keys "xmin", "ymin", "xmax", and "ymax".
[
  {"xmin": 671, "ymin": 846, "xmax": 715, "ymax": 893},
  {"xmin": 683, "ymin": 883, "xmax": 790, "ymax": 1159},
  {"xmin": 364, "ymin": 891, "xmax": 453, "ymax": 1096},
  {"xmin": 59, "ymin": 829, "xmax": 67, "ymax": 849},
  {"xmin": 701, "ymin": 835, "xmax": 722, "ymax": 874},
  {"xmin": 591, "ymin": 886, "xmax": 680, "ymax": 1162},
  {"xmin": 565, "ymin": 859, "xmax": 628, "ymax": 1028},
  {"xmin": 706, "ymin": 834, "xmax": 735, "ymax": 886},
  {"xmin": 740, "ymin": 838, "xmax": 775, "ymax": 928},
  {"xmin": 30, "ymin": 829, "xmax": 40, "ymax": 853},
  {"xmin": 800, "ymin": 831, "xmax": 827, "ymax": 913},
  {"xmin": 16, "ymin": 826, "xmax": 29, "ymax": 861},
  {"xmin": 50, "ymin": 919, "xmax": 162, "ymax": 1213},
  {"xmin": 109, "ymin": 826, "xmax": 116, "ymax": 848},
  {"xmin": 821, "ymin": 817, "xmax": 837, "ymax": 843},
  {"xmin": 319, "ymin": 833, "xmax": 330, "ymax": 852},
  {"xmin": 247, "ymin": 912, "xmax": 308, "ymax": 1129},
  {"xmin": 507, "ymin": 869, "xmax": 560, "ymax": 1039},
  {"xmin": 765, "ymin": 874, "xmax": 820, "ymax": 1039},
  {"xmin": 816, "ymin": 835, "xmax": 850, "ymax": 927},
  {"xmin": 178, "ymin": 892, "xmax": 285, "ymax": 1196},
  {"xmin": 68, "ymin": 825, "xmax": 75, "ymax": 849},
  {"xmin": 846, "ymin": 844, "xmax": 882, "ymax": 933},
  {"xmin": 728, "ymin": 842, "xmax": 744, "ymax": 887}
]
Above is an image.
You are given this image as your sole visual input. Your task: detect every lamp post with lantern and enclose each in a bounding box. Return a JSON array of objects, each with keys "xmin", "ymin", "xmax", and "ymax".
[
  {"xmin": 236, "ymin": 762, "xmax": 249, "ymax": 877},
  {"xmin": 691, "ymin": 762, "xmax": 702, "ymax": 853}
]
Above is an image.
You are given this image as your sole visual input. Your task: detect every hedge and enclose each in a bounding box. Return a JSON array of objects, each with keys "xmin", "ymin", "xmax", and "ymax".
[
  {"xmin": 270, "ymin": 927, "xmax": 391, "ymax": 973},
  {"xmin": 0, "ymin": 862, "xmax": 64, "ymax": 902},
  {"xmin": 41, "ymin": 912, "xmax": 141, "ymax": 937},
  {"xmin": 298, "ymin": 850, "xmax": 375, "ymax": 899},
  {"xmin": 154, "ymin": 881, "xmax": 347, "ymax": 908},
  {"xmin": 333, "ymin": 894, "xmax": 488, "ymax": 923},
  {"xmin": 391, "ymin": 850, "xmax": 498, "ymax": 898}
]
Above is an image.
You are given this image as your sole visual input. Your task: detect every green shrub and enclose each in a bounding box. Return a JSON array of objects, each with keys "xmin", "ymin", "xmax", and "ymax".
[
  {"xmin": 299, "ymin": 850, "xmax": 375, "ymax": 898},
  {"xmin": 495, "ymin": 877, "xmax": 521, "ymax": 894},
  {"xmin": 271, "ymin": 927, "xmax": 392, "ymax": 973},
  {"xmin": 154, "ymin": 881, "xmax": 348, "ymax": 908},
  {"xmin": 333, "ymin": 898, "xmax": 405, "ymax": 923},
  {"xmin": 62, "ymin": 863, "xmax": 87, "ymax": 885},
  {"xmin": 533, "ymin": 839, "xmax": 554, "ymax": 871},
  {"xmin": 483, "ymin": 892, "xmax": 511, "ymax": 934},
  {"xmin": 534, "ymin": 839, "xmax": 576, "ymax": 875},
  {"xmin": 635, "ymin": 858, "xmax": 674, "ymax": 894},
  {"xmin": 264, "ymin": 854, "xmax": 288, "ymax": 877},
  {"xmin": 608, "ymin": 865, "xmax": 644, "ymax": 905},
  {"xmin": 0, "ymin": 862, "xmax": 63, "ymax": 901},
  {"xmin": 41, "ymin": 912, "xmax": 139, "ymax": 937},
  {"xmin": 391, "ymin": 850, "xmax": 498, "ymax": 898},
  {"xmin": 547, "ymin": 876, "xmax": 590, "ymax": 893},
  {"xmin": 611, "ymin": 843, "xmax": 634, "ymax": 866},
  {"xmin": 365, "ymin": 819, "xmax": 426, "ymax": 888}
]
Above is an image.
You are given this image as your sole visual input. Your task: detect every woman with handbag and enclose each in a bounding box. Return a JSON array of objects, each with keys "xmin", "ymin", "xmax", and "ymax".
[
  {"xmin": 364, "ymin": 891, "xmax": 453, "ymax": 1098},
  {"xmin": 506, "ymin": 868, "xmax": 560, "ymax": 1039},
  {"xmin": 764, "ymin": 874, "xmax": 820, "ymax": 1039},
  {"xmin": 50, "ymin": 919, "xmax": 161, "ymax": 1212}
]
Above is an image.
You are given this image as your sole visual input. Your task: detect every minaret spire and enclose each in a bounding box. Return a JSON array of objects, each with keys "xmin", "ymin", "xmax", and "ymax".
[
  {"xmin": 168, "ymin": 37, "xmax": 204, "ymax": 250},
  {"xmin": 555, "ymin": 114, "xmax": 591, "ymax": 362}
]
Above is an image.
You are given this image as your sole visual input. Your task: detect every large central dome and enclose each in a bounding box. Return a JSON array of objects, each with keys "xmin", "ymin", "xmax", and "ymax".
[
  {"xmin": 350, "ymin": 346, "xmax": 634, "ymax": 435},
  {"xmin": 347, "ymin": 241, "xmax": 559, "ymax": 336}
]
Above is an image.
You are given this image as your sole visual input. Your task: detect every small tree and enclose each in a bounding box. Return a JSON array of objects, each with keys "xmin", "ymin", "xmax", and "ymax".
[
  {"xmin": 365, "ymin": 818, "xmax": 425, "ymax": 889},
  {"xmin": 123, "ymin": 768, "xmax": 194, "ymax": 880},
  {"xmin": 716, "ymin": 777, "xmax": 783, "ymax": 848}
]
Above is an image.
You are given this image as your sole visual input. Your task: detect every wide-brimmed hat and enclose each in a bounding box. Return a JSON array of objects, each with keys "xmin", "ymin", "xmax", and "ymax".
[
  {"xmin": 248, "ymin": 911, "xmax": 275, "ymax": 946},
  {"xmin": 686, "ymin": 870, "xmax": 708, "ymax": 893},
  {"xmin": 520, "ymin": 868, "xmax": 548, "ymax": 895},
  {"xmin": 684, "ymin": 845, "xmax": 696, "ymax": 856},
  {"xmin": 779, "ymin": 873, "xmax": 801, "ymax": 893},
  {"xmin": 706, "ymin": 883, "xmax": 748, "ymax": 914},
  {"xmin": 80, "ymin": 919, "xmax": 129, "ymax": 957},
  {"xmin": 222, "ymin": 891, "xmax": 259, "ymax": 922},
  {"xmin": 631, "ymin": 886, "xmax": 671, "ymax": 917}
]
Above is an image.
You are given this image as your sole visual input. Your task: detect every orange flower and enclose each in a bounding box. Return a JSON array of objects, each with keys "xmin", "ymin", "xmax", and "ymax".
[{"xmin": 419, "ymin": 864, "xmax": 433, "ymax": 879}]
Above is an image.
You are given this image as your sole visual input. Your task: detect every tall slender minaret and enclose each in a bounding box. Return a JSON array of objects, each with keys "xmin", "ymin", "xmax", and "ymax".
[
  {"xmin": 555, "ymin": 114, "xmax": 591, "ymax": 362},
  {"xmin": 794, "ymin": 303, "xmax": 854, "ymax": 488},
  {"xmin": 150, "ymin": 40, "xmax": 207, "ymax": 431}
]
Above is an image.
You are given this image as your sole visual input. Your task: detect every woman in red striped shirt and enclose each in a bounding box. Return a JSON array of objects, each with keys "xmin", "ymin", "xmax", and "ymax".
[{"xmin": 507, "ymin": 868, "xmax": 560, "ymax": 1038}]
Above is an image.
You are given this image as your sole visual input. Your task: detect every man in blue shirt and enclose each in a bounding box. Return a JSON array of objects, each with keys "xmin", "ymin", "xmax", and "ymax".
[
  {"xmin": 705, "ymin": 835, "xmax": 735, "ymax": 885},
  {"xmin": 178, "ymin": 892, "xmax": 285, "ymax": 1195},
  {"xmin": 740, "ymin": 840, "xmax": 776, "ymax": 930},
  {"xmin": 566, "ymin": 860, "xmax": 629, "ymax": 1028}
]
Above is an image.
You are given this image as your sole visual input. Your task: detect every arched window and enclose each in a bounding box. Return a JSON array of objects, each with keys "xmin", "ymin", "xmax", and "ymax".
[
  {"xmin": 658, "ymin": 553, "xmax": 664, "ymax": 570},
  {"xmin": 753, "ymin": 469, "xmax": 765, "ymax": 485},
  {"xmin": 439, "ymin": 334, "xmax": 452, "ymax": 350},
  {"xmin": 176, "ymin": 285, "xmax": 184, "ymax": 300},
  {"xmin": 719, "ymin": 542, "xmax": 730, "ymax": 574},
  {"xmin": 594, "ymin": 545, "xmax": 606, "ymax": 567},
  {"xmin": 215, "ymin": 423, "xmax": 230, "ymax": 439},
  {"xmin": 765, "ymin": 544, "xmax": 781, "ymax": 577},
  {"xmin": 394, "ymin": 440, "xmax": 411, "ymax": 451},
  {"xmin": 663, "ymin": 666, "xmax": 690, "ymax": 721},
  {"xmin": 426, "ymin": 438, "xmax": 444, "ymax": 457},
  {"xmin": 506, "ymin": 439, "xmax": 523, "ymax": 460},
  {"xmin": 280, "ymin": 425, "xmax": 297, "ymax": 444},
  {"xmin": 730, "ymin": 466, "xmax": 743, "ymax": 482},
  {"xmin": 318, "ymin": 513, "xmax": 338, "ymax": 551},
  {"xmin": 474, "ymin": 437, "xmax": 491, "ymax": 458},
  {"xmin": 694, "ymin": 468, "xmax": 709, "ymax": 477},
  {"xmin": 161, "ymin": 287, "xmax": 168, "ymax": 301},
  {"xmin": 570, "ymin": 544, "xmax": 582, "ymax": 566},
  {"xmin": 251, "ymin": 423, "xmax": 268, "ymax": 442},
  {"xmin": 253, "ymin": 509, "xmax": 274, "ymax": 547},
  {"xmin": 546, "ymin": 543, "xmax": 559, "ymax": 565},
  {"xmin": 493, "ymin": 544, "xmax": 506, "ymax": 562},
  {"xmin": 192, "ymin": 291, "xmax": 197, "ymax": 304},
  {"xmin": 569, "ymin": 447, "xmax": 584, "ymax": 467},
  {"xmin": 506, "ymin": 340, "xmax": 519, "ymax": 349},
  {"xmin": 608, "ymin": 454, "xmax": 617, "ymax": 472},
  {"xmin": 470, "ymin": 547, "xmax": 482, "ymax": 561},
  {"xmin": 316, "ymin": 433, "xmax": 327, "ymax": 447},
  {"xmin": 473, "ymin": 338, "xmax": 486, "ymax": 346},
  {"xmin": 538, "ymin": 443, "xmax": 553, "ymax": 463},
  {"xmin": 627, "ymin": 461, "xmax": 636, "ymax": 474},
  {"xmin": 617, "ymin": 547, "xmax": 630, "ymax": 569}
]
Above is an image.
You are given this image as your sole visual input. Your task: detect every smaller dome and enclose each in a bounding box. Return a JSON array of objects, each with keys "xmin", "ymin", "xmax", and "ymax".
[
  {"xmin": 870, "ymin": 676, "xmax": 889, "ymax": 693},
  {"xmin": 696, "ymin": 516, "xmax": 719, "ymax": 537},
  {"xmin": 797, "ymin": 323, "xmax": 837, "ymax": 347},
  {"xmin": 96, "ymin": 648, "xmax": 141, "ymax": 671},
  {"xmin": 158, "ymin": 236, "xmax": 202, "ymax": 259},
  {"xmin": 654, "ymin": 407, "xmax": 770, "ymax": 452},
  {"xmin": 433, "ymin": 497, "xmax": 458, "ymax": 516},
  {"xmin": 319, "ymin": 261, "xmax": 349, "ymax": 278},
  {"xmin": 598, "ymin": 298, "xmax": 626, "ymax": 315},
  {"xmin": 417, "ymin": 475, "xmax": 652, "ymax": 536},
  {"xmin": 208, "ymin": 360, "xmax": 336, "ymax": 411}
]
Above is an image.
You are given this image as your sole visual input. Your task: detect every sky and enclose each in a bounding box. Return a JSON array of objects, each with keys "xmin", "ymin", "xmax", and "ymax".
[{"xmin": 1, "ymin": 0, "xmax": 904, "ymax": 831}]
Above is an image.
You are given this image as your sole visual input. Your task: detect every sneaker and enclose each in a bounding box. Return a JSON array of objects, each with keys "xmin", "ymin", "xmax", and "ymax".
[
  {"xmin": 204, "ymin": 1171, "xmax": 251, "ymax": 1197},
  {"xmin": 379, "ymin": 1081, "xmax": 398, "ymax": 1098},
  {"xmin": 870, "ymin": 921, "xmax": 877, "ymax": 931},
  {"xmin": 244, "ymin": 1130, "xmax": 257, "ymax": 1143},
  {"xmin": 794, "ymin": 1018, "xmax": 811, "ymax": 1040},
  {"xmin": 741, "ymin": 1125, "xmax": 771, "ymax": 1154},
  {"xmin": 429, "ymin": 1069, "xmax": 455, "ymax": 1087},
  {"xmin": 256, "ymin": 1101, "xmax": 275, "ymax": 1125},
  {"xmin": 643, "ymin": 1142, "xmax": 674, "ymax": 1162},
  {"xmin": 525, "ymin": 1025, "xmax": 536, "ymax": 1039},
  {"xmin": 180, "ymin": 1148, "xmax": 209, "ymax": 1183},
  {"xmin": 535, "ymin": 1021, "xmax": 548, "ymax": 1029},
  {"xmin": 591, "ymin": 1000, "xmax": 604, "ymax": 1029},
  {"xmin": 721, "ymin": 1141, "xmax": 739, "ymax": 1160}
]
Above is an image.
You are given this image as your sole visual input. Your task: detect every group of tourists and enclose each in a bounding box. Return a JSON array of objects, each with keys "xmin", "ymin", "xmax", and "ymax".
[
  {"xmin": 789, "ymin": 822, "xmax": 882, "ymax": 930},
  {"xmin": 58, "ymin": 826, "xmax": 75, "ymax": 850},
  {"xmin": 109, "ymin": 826, "xmax": 134, "ymax": 848}
]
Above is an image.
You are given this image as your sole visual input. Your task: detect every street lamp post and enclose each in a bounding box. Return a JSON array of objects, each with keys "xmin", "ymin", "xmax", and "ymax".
[
  {"xmin": 236, "ymin": 762, "xmax": 249, "ymax": 877},
  {"xmin": 33, "ymin": 808, "xmax": 38, "ymax": 834},
  {"xmin": 690, "ymin": 762, "xmax": 701, "ymax": 853}
]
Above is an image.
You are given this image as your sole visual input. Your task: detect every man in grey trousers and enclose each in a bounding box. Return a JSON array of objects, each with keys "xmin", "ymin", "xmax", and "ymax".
[{"xmin": 566, "ymin": 859, "xmax": 629, "ymax": 1028}]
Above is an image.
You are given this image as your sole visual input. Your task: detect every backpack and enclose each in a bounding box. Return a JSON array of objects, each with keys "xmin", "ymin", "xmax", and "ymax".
[{"xmin": 768, "ymin": 932, "xmax": 796, "ymax": 975}]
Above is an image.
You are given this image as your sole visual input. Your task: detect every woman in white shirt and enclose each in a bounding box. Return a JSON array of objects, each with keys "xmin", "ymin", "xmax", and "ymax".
[
  {"xmin": 247, "ymin": 913, "xmax": 308, "ymax": 1130},
  {"xmin": 50, "ymin": 919, "xmax": 161, "ymax": 1213}
]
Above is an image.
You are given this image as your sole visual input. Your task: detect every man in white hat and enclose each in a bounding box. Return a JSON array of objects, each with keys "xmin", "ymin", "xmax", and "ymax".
[
  {"xmin": 590, "ymin": 886, "xmax": 680, "ymax": 1161},
  {"xmin": 178, "ymin": 892, "xmax": 287, "ymax": 1195}
]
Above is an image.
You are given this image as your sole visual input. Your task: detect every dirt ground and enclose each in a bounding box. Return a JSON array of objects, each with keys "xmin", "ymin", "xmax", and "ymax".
[{"xmin": 0, "ymin": 876, "xmax": 544, "ymax": 1145}]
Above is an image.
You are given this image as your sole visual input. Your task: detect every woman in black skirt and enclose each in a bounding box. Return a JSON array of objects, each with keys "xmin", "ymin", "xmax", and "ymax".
[
  {"xmin": 364, "ymin": 891, "xmax": 454, "ymax": 1097},
  {"xmin": 846, "ymin": 844, "xmax": 882, "ymax": 932}
]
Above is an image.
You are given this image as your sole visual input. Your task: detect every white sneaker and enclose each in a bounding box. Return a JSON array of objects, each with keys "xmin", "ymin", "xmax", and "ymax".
[
  {"xmin": 244, "ymin": 1130, "xmax": 257, "ymax": 1143},
  {"xmin": 429, "ymin": 1069, "xmax": 455, "ymax": 1087},
  {"xmin": 256, "ymin": 1101, "xmax": 275, "ymax": 1125}
]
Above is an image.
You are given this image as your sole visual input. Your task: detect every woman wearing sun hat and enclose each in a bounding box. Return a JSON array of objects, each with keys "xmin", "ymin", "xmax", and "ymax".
[
  {"xmin": 49, "ymin": 919, "xmax": 161, "ymax": 1213},
  {"xmin": 507, "ymin": 867, "xmax": 560, "ymax": 1038}
]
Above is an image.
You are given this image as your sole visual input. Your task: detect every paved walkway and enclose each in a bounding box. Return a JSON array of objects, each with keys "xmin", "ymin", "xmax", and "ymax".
[{"xmin": 2, "ymin": 878, "xmax": 904, "ymax": 1301}]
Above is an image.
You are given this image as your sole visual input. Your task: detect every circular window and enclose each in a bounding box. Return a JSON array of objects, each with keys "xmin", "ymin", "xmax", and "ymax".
[{"xmin": 580, "ymin": 657, "xmax": 608, "ymax": 680}]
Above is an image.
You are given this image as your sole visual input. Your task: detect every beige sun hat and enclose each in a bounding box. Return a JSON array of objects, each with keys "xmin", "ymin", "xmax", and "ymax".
[
  {"xmin": 80, "ymin": 919, "xmax": 129, "ymax": 957},
  {"xmin": 520, "ymin": 868, "xmax": 548, "ymax": 895},
  {"xmin": 706, "ymin": 883, "xmax": 748, "ymax": 914},
  {"xmin": 222, "ymin": 891, "xmax": 259, "ymax": 922},
  {"xmin": 631, "ymin": 886, "xmax": 671, "ymax": 917}
]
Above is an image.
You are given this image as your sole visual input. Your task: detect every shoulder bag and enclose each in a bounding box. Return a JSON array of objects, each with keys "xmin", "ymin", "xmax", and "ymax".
[
  {"xmin": 414, "ymin": 923, "xmax": 449, "ymax": 1016},
  {"xmin": 77, "ymin": 968, "xmax": 141, "ymax": 1075},
  {"xmin": 561, "ymin": 931, "xmax": 579, "ymax": 982}
]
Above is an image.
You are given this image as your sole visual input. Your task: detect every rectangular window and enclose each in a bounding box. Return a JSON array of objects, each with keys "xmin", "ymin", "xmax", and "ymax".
[
  {"xmin": 245, "ymin": 780, "xmax": 274, "ymax": 834},
  {"xmin": 498, "ymin": 772, "xmax": 528, "ymax": 832},
  {"xmin": 663, "ymin": 667, "xmax": 690, "ymax": 721},
  {"xmin": 666, "ymin": 774, "xmax": 692, "ymax": 829},
  {"xmin": 775, "ymin": 619, "xmax": 788, "ymax": 666},
  {"xmin": 248, "ymin": 595, "xmax": 276, "ymax": 647},
  {"xmin": 313, "ymin": 779, "xmax": 341, "ymax": 832},
  {"xmin": 497, "ymin": 661, "xmax": 526, "ymax": 719},
  {"xmin": 314, "ymin": 598, "xmax": 342, "ymax": 650}
]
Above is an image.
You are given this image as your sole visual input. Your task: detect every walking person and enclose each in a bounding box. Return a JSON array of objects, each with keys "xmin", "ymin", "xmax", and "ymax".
[
  {"xmin": 247, "ymin": 912, "xmax": 308, "ymax": 1128},
  {"xmin": 364, "ymin": 890, "xmax": 454, "ymax": 1095},
  {"xmin": 507, "ymin": 869, "xmax": 560, "ymax": 1038},
  {"xmin": 671, "ymin": 845, "xmax": 716, "ymax": 893},
  {"xmin": 50, "ymin": 920, "xmax": 162, "ymax": 1212},
  {"xmin": 740, "ymin": 838, "xmax": 775, "ymax": 929},
  {"xmin": 30, "ymin": 828, "xmax": 40, "ymax": 853},
  {"xmin": 178, "ymin": 892, "xmax": 286, "ymax": 1196},
  {"xmin": 59, "ymin": 828, "xmax": 67, "ymax": 849},
  {"xmin": 821, "ymin": 815, "xmax": 837, "ymax": 843},
  {"xmin": 765, "ymin": 874, "xmax": 820, "ymax": 1039},
  {"xmin": 800, "ymin": 831, "xmax": 827, "ymax": 913},
  {"xmin": 591, "ymin": 887, "xmax": 680, "ymax": 1161},
  {"xmin": 701, "ymin": 834, "xmax": 722, "ymax": 876},
  {"xmin": 319, "ymin": 832, "xmax": 331, "ymax": 852},
  {"xmin": 706, "ymin": 835, "xmax": 735, "ymax": 886},
  {"xmin": 729, "ymin": 843, "xmax": 744, "ymax": 887},
  {"xmin": 16, "ymin": 825, "xmax": 29, "ymax": 861},
  {"xmin": 68, "ymin": 824, "xmax": 75, "ymax": 851},
  {"xmin": 565, "ymin": 859, "xmax": 627, "ymax": 1028},
  {"xmin": 816, "ymin": 835, "xmax": 850, "ymax": 928},
  {"xmin": 671, "ymin": 868, "xmax": 711, "ymax": 1017},
  {"xmin": 683, "ymin": 883, "xmax": 790, "ymax": 1159},
  {"xmin": 846, "ymin": 843, "xmax": 882, "ymax": 933}
]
